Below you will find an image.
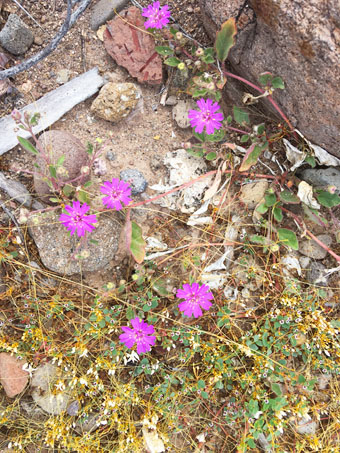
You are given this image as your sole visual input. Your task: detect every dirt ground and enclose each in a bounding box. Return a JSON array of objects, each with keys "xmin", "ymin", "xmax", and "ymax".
[{"xmin": 0, "ymin": 0, "xmax": 211, "ymax": 206}]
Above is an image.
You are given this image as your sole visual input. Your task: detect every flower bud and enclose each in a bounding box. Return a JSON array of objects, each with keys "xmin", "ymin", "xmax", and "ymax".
[
  {"xmin": 81, "ymin": 166, "xmax": 90, "ymax": 174},
  {"xmin": 195, "ymin": 47, "xmax": 204, "ymax": 57},
  {"xmin": 194, "ymin": 60, "xmax": 202, "ymax": 68},
  {"xmin": 11, "ymin": 109, "xmax": 22, "ymax": 123},
  {"xmin": 182, "ymin": 142, "xmax": 192, "ymax": 149},
  {"xmin": 177, "ymin": 62, "xmax": 186, "ymax": 71},
  {"xmin": 175, "ymin": 32, "xmax": 183, "ymax": 40},
  {"xmin": 328, "ymin": 185, "xmax": 337, "ymax": 194},
  {"xmin": 57, "ymin": 166, "xmax": 69, "ymax": 177}
]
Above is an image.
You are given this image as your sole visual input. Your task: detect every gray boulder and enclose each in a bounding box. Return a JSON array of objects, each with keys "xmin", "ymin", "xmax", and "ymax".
[{"xmin": 0, "ymin": 14, "xmax": 34, "ymax": 55}]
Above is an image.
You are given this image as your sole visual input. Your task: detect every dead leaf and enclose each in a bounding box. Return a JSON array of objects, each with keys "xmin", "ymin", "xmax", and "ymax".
[
  {"xmin": 203, "ymin": 161, "xmax": 226, "ymax": 201},
  {"xmin": 96, "ymin": 25, "xmax": 107, "ymax": 41},
  {"xmin": 297, "ymin": 181, "xmax": 320, "ymax": 209}
]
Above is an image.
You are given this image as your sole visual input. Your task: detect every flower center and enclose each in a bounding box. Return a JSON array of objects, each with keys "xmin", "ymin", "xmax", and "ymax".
[
  {"xmin": 111, "ymin": 189, "xmax": 122, "ymax": 200},
  {"xmin": 202, "ymin": 112, "xmax": 212, "ymax": 123},
  {"xmin": 135, "ymin": 329, "xmax": 144, "ymax": 340}
]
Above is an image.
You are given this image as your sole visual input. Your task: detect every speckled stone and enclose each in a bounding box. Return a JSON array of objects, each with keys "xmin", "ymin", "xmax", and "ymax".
[
  {"xmin": 28, "ymin": 211, "xmax": 122, "ymax": 275},
  {"xmin": 0, "ymin": 14, "xmax": 33, "ymax": 55},
  {"xmin": 90, "ymin": 0, "xmax": 129, "ymax": 30},
  {"xmin": 91, "ymin": 82, "xmax": 141, "ymax": 122},
  {"xmin": 120, "ymin": 168, "xmax": 147, "ymax": 195}
]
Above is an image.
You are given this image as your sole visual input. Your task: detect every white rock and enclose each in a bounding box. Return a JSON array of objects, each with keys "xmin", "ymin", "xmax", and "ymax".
[{"xmin": 31, "ymin": 363, "xmax": 70, "ymax": 415}]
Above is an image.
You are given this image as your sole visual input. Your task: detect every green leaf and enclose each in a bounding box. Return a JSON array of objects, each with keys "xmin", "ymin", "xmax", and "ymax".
[
  {"xmin": 17, "ymin": 136, "xmax": 39, "ymax": 155},
  {"xmin": 256, "ymin": 202, "xmax": 269, "ymax": 214},
  {"xmin": 193, "ymin": 130, "xmax": 206, "ymax": 142},
  {"xmin": 250, "ymin": 235, "xmax": 267, "ymax": 245},
  {"xmin": 273, "ymin": 206, "xmax": 283, "ymax": 222},
  {"xmin": 239, "ymin": 144, "xmax": 262, "ymax": 172},
  {"xmin": 215, "ymin": 18, "xmax": 237, "ymax": 63},
  {"xmin": 62, "ymin": 184, "xmax": 74, "ymax": 197},
  {"xmin": 259, "ymin": 72, "xmax": 273, "ymax": 86},
  {"xmin": 29, "ymin": 113, "xmax": 40, "ymax": 126},
  {"xmin": 277, "ymin": 228, "xmax": 299, "ymax": 250},
  {"xmin": 89, "ymin": 239, "xmax": 99, "ymax": 245},
  {"xmin": 214, "ymin": 91, "xmax": 222, "ymax": 102},
  {"xmin": 201, "ymin": 391, "xmax": 209, "ymax": 399},
  {"xmin": 205, "ymin": 152, "xmax": 217, "ymax": 161},
  {"xmin": 265, "ymin": 193, "xmax": 277, "ymax": 207},
  {"xmin": 86, "ymin": 142, "xmax": 93, "ymax": 155},
  {"xmin": 197, "ymin": 379, "xmax": 205, "ymax": 389},
  {"xmin": 83, "ymin": 181, "xmax": 92, "ymax": 188},
  {"xmin": 254, "ymin": 123, "xmax": 265, "ymax": 135},
  {"xmin": 57, "ymin": 155, "xmax": 65, "ymax": 166},
  {"xmin": 155, "ymin": 45, "xmax": 174, "ymax": 56},
  {"xmin": 192, "ymin": 88, "xmax": 208, "ymax": 98},
  {"xmin": 49, "ymin": 165, "xmax": 57, "ymax": 179},
  {"xmin": 272, "ymin": 76, "xmax": 285, "ymax": 89},
  {"xmin": 279, "ymin": 190, "xmax": 300, "ymax": 204},
  {"xmin": 240, "ymin": 134, "xmax": 249, "ymax": 143},
  {"xmin": 164, "ymin": 57, "xmax": 181, "ymax": 67},
  {"xmin": 206, "ymin": 128, "xmax": 225, "ymax": 143},
  {"xmin": 227, "ymin": 115, "xmax": 232, "ymax": 124},
  {"xmin": 233, "ymin": 106, "xmax": 250, "ymax": 125},
  {"xmin": 186, "ymin": 148, "xmax": 204, "ymax": 158},
  {"xmin": 317, "ymin": 190, "xmax": 340, "ymax": 208},
  {"xmin": 126, "ymin": 220, "xmax": 146, "ymax": 264},
  {"xmin": 126, "ymin": 307, "xmax": 134, "ymax": 321},
  {"xmin": 304, "ymin": 155, "xmax": 316, "ymax": 168},
  {"xmin": 271, "ymin": 382, "xmax": 282, "ymax": 396},
  {"xmin": 77, "ymin": 190, "xmax": 90, "ymax": 204},
  {"xmin": 49, "ymin": 197, "xmax": 60, "ymax": 203}
]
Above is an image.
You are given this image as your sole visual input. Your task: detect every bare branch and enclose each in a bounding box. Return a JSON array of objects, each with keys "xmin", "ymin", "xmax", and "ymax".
[{"xmin": 0, "ymin": 0, "xmax": 92, "ymax": 80}]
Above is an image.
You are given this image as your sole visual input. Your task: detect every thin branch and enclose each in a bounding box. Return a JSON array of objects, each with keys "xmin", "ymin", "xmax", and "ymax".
[{"xmin": 0, "ymin": 0, "xmax": 92, "ymax": 80}]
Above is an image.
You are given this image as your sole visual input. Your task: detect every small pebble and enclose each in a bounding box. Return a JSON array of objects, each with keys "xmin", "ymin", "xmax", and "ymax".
[
  {"xmin": 120, "ymin": 168, "xmax": 147, "ymax": 195},
  {"xmin": 106, "ymin": 151, "xmax": 116, "ymax": 161}
]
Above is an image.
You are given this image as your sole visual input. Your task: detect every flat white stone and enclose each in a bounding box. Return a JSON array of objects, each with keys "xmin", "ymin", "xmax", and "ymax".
[{"xmin": 0, "ymin": 67, "xmax": 104, "ymax": 155}]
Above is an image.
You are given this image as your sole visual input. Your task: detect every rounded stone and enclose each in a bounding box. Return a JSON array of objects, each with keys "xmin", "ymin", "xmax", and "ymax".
[
  {"xmin": 28, "ymin": 211, "xmax": 122, "ymax": 275},
  {"xmin": 0, "ymin": 14, "xmax": 34, "ymax": 55},
  {"xmin": 33, "ymin": 130, "xmax": 90, "ymax": 201},
  {"xmin": 91, "ymin": 82, "xmax": 141, "ymax": 123},
  {"xmin": 0, "ymin": 353, "xmax": 28, "ymax": 398},
  {"xmin": 299, "ymin": 234, "xmax": 332, "ymax": 260},
  {"xmin": 120, "ymin": 168, "xmax": 147, "ymax": 195}
]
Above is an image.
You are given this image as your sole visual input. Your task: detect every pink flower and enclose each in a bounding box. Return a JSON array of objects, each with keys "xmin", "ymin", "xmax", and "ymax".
[
  {"xmin": 176, "ymin": 282, "xmax": 213, "ymax": 318},
  {"xmin": 188, "ymin": 98, "xmax": 224, "ymax": 135},
  {"xmin": 59, "ymin": 201, "xmax": 97, "ymax": 237},
  {"xmin": 100, "ymin": 178, "xmax": 132, "ymax": 211},
  {"xmin": 119, "ymin": 317, "xmax": 156, "ymax": 354},
  {"xmin": 142, "ymin": 1, "xmax": 171, "ymax": 30}
]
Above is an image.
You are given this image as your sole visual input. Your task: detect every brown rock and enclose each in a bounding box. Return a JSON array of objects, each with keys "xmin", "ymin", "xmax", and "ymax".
[
  {"xmin": 33, "ymin": 130, "xmax": 90, "ymax": 201},
  {"xmin": 91, "ymin": 82, "xmax": 141, "ymax": 122},
  {"xmin": 0, "ymin": 353, "xmax": 28, "ymax": 397},
  {"xmin": 103, "ymin": 7, "xmax": 163, "ymax": 85},
  {"xmin": 199, "ymin": 0, "xmax": 340, "ymax": 158}
]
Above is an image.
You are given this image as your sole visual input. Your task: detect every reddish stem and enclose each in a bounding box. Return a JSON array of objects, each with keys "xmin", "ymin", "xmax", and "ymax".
[{"xmin": 281, "ymin": 207, "xmax": 340, "ymax": 262}]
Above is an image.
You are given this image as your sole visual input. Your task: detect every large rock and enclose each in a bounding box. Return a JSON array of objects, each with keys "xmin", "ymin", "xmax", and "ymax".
[
  {"xmin": 199, "ymin": 0, "xmax": 340, "ymax": 158},
  {"xmin": 91, "ymin": 82, "xmax": 141, "ymax": 122},
  {"xmin": 103, "ymin": 7, "xmax": 163, "ymax": 85},
  {"xmin": 31, "ymin": 363, "xmax": 69, "ymax": 415},
  {"xmin": 0, "ymin": 353, "xmax": 28, "ymax": 398},
  {"xmin": 0, "ymin": 14, "xmax": 34, "ymax": 55},
  {"xmin": 90, "ymin": 0, "xmax": 129, "ymax": 31},
  {"xmin": 33, "ymin": 130, "xmax": 90, "ymax": 201},
  {"xmin": 28, "ymin": 211, "xmax": 122, "ymax": 275}
]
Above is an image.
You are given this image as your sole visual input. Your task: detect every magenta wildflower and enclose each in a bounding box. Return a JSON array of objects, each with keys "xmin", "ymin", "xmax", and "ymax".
[
  {"xmin": 176, "ymin": 282, "xmax": 213, "ymax": 318},
  {"xmin": 59, "ymin": 201, "xmax": 97, "ymax": 237},
  {"xmin": 119, "ymin": 317, "xmax": 156, "ymax": 354},
  {"xmin": 100, "ymin": 178, "xmax": 132, "ymax": 211},
  {"xmin": 142, "ymin": 1, "xmax": 171, "ymax": 30},
  {"xmin": 188, "ymin": 98, "xmax": 224, "ymax": 135}
]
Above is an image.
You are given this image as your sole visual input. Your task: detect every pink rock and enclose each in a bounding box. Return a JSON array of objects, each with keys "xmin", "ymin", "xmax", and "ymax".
[
  {"xmin": 0, "ymin": 352, "xmax": 28, "ymax": 397},
  {"xmin": 103, "ymin": 7, "xmax": 163, "ymax": 85}
]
